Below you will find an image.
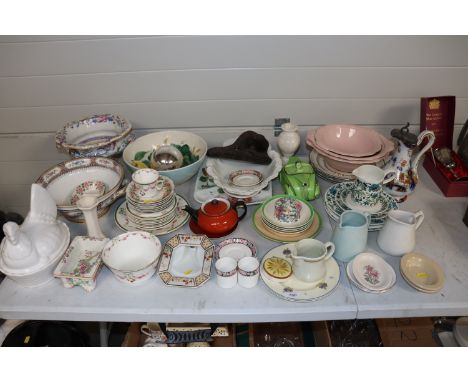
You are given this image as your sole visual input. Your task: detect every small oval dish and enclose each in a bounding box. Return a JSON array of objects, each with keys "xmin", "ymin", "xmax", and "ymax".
[
  {"xmin": 214, "ymin": 238, "xmax": 257, "ymax": 261},
  {"xmin": 228, "ymin": 170, "xmax": 264, "ymax": 187},
  {"xmin": 56, "ymin": 114, "xmax": 134, "ymax": 158},
  {"xmin": 400, "ymin": 252, "xmax": 445, "ymax": 293},
  {"xmin": 102, "ymin": 231, "xmax": 162, "ymax": 285}
]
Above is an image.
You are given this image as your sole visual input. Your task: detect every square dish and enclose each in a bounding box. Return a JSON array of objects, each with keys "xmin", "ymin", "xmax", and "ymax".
[
  {"xmin": 54, "ymin": 236, "xmax": 110, "ymax": 292},
  {"xmin": 159, "ymin": 234, "xmax": 214, "ymax": 288}
]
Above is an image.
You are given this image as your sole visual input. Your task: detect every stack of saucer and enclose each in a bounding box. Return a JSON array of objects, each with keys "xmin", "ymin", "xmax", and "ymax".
[
  {"xmin": 346, "ymin": 253, "xmax": 396, "ymax": 293},
  {"xmin": 114, "ymin": 169, "xmax": 189, "ymax": 235},
  {"xmin": 400, "ymin": 253, "xmax": 444, "ymax": 293},
  {"xmin": 252, "ymin": 195, "xmax": 321, "ymax": 242},
  {"xmin": 125, "ymin": 176, "xmax": 178, "ymax": 230}
]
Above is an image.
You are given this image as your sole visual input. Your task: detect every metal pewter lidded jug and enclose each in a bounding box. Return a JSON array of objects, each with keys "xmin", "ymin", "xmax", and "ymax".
[{"xmin": 383, "ymin": 123, "xmax": 435, "ymax": 202}]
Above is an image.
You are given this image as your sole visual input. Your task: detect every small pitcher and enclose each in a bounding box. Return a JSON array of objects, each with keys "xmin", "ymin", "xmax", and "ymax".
[
  {"xmin": 332, "ymin": 211, "xmax": 371, "ymax": 262},
  {"xmin": 351, "ymin": 165, "xmax": 396, "ymax": 207},
  {"xmin": 289, "ymin": 239, "xmax": 335, "ymax": 283},
  {"xmin": 377, "ymin": 210, "xmax": 424, "ymax": 256}
]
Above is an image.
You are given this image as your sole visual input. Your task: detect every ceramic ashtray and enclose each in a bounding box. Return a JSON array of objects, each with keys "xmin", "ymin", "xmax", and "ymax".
[
  {"xmin": 54, "ymin": 236, "xmax": 110, "ymax": 292},
  {"xmin": 228, "ymin": 170, "xmax": 264, "ymax": 187},
  {"xmin": 214, "ymin": 238, "xmax": 257, "ymax": 261}
]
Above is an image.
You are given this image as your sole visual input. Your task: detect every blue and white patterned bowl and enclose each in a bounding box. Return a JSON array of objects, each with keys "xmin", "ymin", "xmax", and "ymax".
[{"xmin": 56, "ymin": 114, "xmax": 134, "ymax": 158}]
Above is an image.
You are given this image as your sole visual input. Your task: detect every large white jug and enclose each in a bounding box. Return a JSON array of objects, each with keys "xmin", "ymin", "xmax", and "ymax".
[{"xmin": 377, "ymin": 210, "xmax": 424, "ymax": 256}]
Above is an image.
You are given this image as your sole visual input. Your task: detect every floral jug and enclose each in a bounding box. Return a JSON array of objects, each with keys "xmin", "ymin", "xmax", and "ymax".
[{"xmin": 384, "ymin": 123, "xmax": 435, "ymax": 202}]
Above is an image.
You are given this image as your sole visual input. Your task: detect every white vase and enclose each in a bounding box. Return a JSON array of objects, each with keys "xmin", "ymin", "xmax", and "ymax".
[
  {"xmin": 278, "ymin": 123, "xmax": 300, "ymax": 164},
  {"xmin": 76, "ymin": 196, "xmax": 105, "ymax": 239}
]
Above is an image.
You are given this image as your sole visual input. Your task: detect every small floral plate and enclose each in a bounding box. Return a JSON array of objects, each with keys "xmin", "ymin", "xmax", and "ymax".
[
  {"xmin": 259, "ymin": 244, "xmax": 340, "ymax": 302},
  {"xmin": 351, "ymin": 253, "xmax": 396, "ymax": 291},
  {"xmin": 346, "ymin": 261, "xmax": 395, "ymax": 294}
]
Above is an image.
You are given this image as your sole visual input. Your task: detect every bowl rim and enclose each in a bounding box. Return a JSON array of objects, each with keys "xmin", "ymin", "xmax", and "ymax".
[
  {"xmin": 123, "ymin": 130, "xmax": 208, "ymax": 173},
  {"xmin": 102, "ymin": 231, "xmax": 162, "ymax": 273},
  {"xmin": 55, "ymin": 114, "xmax": 133, "ymax": 151},
  {"xmin": 35, "ymin": 157, "xmax": 125, "ymax": 210}
]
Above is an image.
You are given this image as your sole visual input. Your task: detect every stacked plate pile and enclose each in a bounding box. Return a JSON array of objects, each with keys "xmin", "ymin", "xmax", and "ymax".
[
  {"xmin": 124, "ymin": 176, "xmax": 179, "ymax": 231},
  {"xmin": 400, "ymin": 253, "xmax": 445, "ymax": 293},
  {"xmin": 346, "ymin": 253, "xmax": 396, "ymax": 293},
  {"xmin": 324, "ymin": 182, "xmax": 398, "ymax": 231},
  {"xmin": 252, "ymin": 195, "xmax": 321, "ymax": 242},
  {"xmin": 307, "ymin": 124, "xmax": 394, "ymax": 182}
]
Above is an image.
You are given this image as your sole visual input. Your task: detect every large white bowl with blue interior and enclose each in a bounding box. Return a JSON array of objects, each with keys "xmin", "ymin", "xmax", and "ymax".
[{"xmin": 122, "ymin": 131, "xmax": 208, "ymax": 185}]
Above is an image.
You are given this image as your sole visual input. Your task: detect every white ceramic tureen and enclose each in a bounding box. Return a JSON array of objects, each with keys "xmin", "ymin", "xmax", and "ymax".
[
  {"xmin": 0, "ymin": 184, "xmax": 70, "ymax": 287},
  {"xmin": 55, "ymin": 114, "xmax": 134, "ymax": 158}
]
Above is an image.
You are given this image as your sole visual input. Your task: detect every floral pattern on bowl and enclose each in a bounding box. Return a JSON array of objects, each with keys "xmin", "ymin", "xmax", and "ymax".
[
  {"xmin": 70, "ymin": 181, "xmax": 106, "ymax": 206},
  {"xmin": 274, "ymin": 197, "xmax": 302, "ymax": 223},
  {"xmin": 56, "ymin": 114, "xmax": 135, "ymax": 158}
]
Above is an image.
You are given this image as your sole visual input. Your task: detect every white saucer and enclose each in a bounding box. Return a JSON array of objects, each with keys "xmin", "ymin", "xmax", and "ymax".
[{"xmin": 346, "ymin": 261, "xmax": 395, "ymax": 294}]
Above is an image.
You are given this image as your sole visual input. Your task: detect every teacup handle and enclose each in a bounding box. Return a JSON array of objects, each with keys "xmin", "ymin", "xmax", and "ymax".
[
  {"xmin": 140, "ymin": 324, "xmax": 152, "ymax": 337},
  {"xmin": 382, "ymin": 169, "xmax": 397, "ymax": 185},
  {"xmin": 155, "ymin": 179, "xmax": 165, "ymax": 190},
  {"xmin": 414, "ymin": 210, "xmax": 424, "ymax": 230},
  {"xmin": 323, "ymin": 242, "xmax": 335, "ymax": 261}
]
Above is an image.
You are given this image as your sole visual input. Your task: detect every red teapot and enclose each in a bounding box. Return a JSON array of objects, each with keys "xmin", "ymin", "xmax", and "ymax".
[{"xmin": 184, "ymin": 198, "xmax": 247, "ymax": 238}]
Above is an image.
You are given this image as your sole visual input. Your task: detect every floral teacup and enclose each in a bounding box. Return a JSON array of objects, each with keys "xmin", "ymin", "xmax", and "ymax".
[{"xmin": 131, "ymin": 169, "xmax": 165, "ymax": 201}]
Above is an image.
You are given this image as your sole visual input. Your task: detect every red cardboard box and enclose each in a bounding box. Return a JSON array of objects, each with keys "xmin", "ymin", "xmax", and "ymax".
[{"xmin": 421, "ymin": 96, "xmax": 468, "ymax": 197}]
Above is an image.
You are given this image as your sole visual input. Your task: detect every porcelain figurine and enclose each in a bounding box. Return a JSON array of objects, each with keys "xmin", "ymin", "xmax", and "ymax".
[
  {"xmin": 0, "ymin": 184, "xmax": 70, "ymax": 287},
  {"xmin": 278, "ymin": 123, "xmax": 301, "ymax": 164},
  {"xmin": 377, "ymin": 210, "xmax": 424, "ymax": 256},
  {"xmin": 279, "ymin": 156, "xmax": 320, "ymax": 201},
  {"xmin": 384, "ymin": 123, "xmax": 435, "ymax": 202},
  {"xmin": 76, "ymin": 195, "xmax": 105, "ymax": 239}
]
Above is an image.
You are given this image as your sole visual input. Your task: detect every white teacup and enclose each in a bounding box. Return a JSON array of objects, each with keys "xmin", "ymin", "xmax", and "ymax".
[
  {"xmin": 290, "ymin": 239, "xmax": 335, "ymax": 283},
  {"xmin": 131, "ymin": 169, "xmax": 165, "ymax": 201},
  {"xmin": 215, "ymin": 257, "xmax": 237, "ymax": 288}
]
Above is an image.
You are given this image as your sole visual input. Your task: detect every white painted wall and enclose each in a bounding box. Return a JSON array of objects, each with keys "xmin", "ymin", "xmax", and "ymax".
[{"xmin": 1, "ymin": 36, "xmax": 467, "ymax": 214}]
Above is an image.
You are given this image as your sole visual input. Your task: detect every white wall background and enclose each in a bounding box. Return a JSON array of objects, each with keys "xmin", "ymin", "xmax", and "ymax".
[{"xmin": 1, "ymin": 35, "xmax": 467, "ymax": 214}]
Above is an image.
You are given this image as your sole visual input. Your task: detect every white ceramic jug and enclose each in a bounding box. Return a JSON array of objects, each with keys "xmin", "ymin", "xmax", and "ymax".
[
  {"xmin": 377, "ymin": 210, "xmax": 424, "ymax": 256},
  {"xmin": 290, "ymin": 239, "xmax": 335, "ymax": 283}
]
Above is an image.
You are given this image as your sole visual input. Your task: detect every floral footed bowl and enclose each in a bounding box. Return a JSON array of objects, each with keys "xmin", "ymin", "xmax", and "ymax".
[{"xmin": 55, "ymin": 114, "xmax": 135, "ymax": 158}]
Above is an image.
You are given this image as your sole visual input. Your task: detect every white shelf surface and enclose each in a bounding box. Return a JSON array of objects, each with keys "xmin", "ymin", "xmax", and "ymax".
[
  {"xmin": 0, "ymin": 166, "xmax": 467, "ymax": 322},
  {"xmin": 0, "ymin": 177, "xmax": 357, "ymax": 322}
]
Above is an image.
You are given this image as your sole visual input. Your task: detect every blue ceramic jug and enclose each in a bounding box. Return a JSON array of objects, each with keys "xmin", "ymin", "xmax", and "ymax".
[{"xmin": 331, "ymin": 211, "xmax": 370, "ymax": 262}]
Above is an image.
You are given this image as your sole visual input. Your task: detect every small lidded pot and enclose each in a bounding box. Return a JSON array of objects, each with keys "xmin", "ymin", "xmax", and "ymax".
[{"xmin": 184, "ymin": 198, "xmax": 247, "ymax": 237}]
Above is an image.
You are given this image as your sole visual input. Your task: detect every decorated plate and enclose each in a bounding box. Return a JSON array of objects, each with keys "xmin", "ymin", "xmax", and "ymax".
[
  {"xmin": 252, "ymin": 207, "xmax": 321, "ymax": 243},
  {"xmin": 115, "ymin": 194, "xmax": 189, "ymax": 235},
  {"xmin": 351, "ymin": 253, "xmax": 396, "ymax": 291},
  {"xmin": 158, "ymin": 234, "xmax": 214, "ymax": 288},
  {"xmin": 260, "ymin": 244, "xmax": 340, "ymax": 302},
  {"xmin": 261, "ymin": 195, "xmax": 314, "ymax": 229}
]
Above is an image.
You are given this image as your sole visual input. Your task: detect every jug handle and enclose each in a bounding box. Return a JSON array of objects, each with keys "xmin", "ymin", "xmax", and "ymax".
[
  {"xmin": 412, "ymin": 131, "xmax": 435, "ymax": 172},
  {"xmin": 457, "ymin": 119, "xmax": 468, "ymax": 146},
  {"xmin": 362, "ymin": 212, "xmax": 372, "ymax": 227},
  {"xmin": 382, "ymin": 168, "xmax": 397, "ymax": 185},
  {"xmin": 323, "ymin": 242, "xmax": 335, "ymax": 261},
  {"xmin": 414, "ymin": 211, "xmax": 424, "ymax": 230}
]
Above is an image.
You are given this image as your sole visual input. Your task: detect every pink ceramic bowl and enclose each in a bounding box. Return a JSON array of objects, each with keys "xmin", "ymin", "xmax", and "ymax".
[
  {"xmin": 323, "ymin": 156, "xmax": 384, "ymax": 173},
  {"xmin": 307, "ymin": 132, "xmax": 394, "ymax": 163},
  {"xmin": 309, "ymin": 125, "xmax": 382, "ymax": 158}
]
